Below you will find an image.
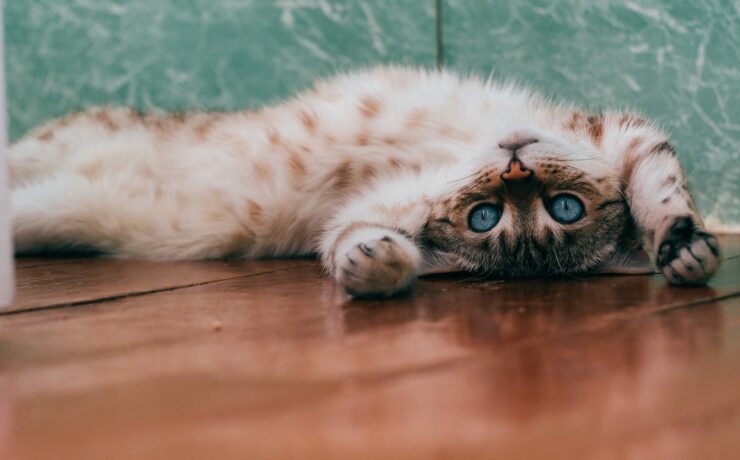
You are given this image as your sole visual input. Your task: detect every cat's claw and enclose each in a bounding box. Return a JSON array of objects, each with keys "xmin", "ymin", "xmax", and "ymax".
[
  {"xmin": 656, "ymin": 216, "xmax": 721, "ymax": 286},
  {"xmin": 335, "ymin": 228, "xmax": 420, "ymax": 298}
]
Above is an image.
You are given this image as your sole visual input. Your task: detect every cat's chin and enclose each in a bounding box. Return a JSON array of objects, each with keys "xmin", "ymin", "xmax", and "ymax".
[
  {"xmin": 589, "ymin": 245, "xmax": 655, "ymax": 275},
  {"xmin": 418, "ymin": 261, "xmax": 462, "ymax": 276}
]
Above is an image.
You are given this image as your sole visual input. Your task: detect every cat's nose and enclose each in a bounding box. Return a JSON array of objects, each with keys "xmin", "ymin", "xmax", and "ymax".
[
  {"xmin": 502, "ymin": 158, "xmax": 532, "ymax": 181},
  {"xmin": 498, "ymin": 137, "xmax": 538, "ymax": 152}
]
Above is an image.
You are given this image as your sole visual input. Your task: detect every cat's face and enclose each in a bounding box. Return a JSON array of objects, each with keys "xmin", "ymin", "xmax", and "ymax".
[{"xmin": 422, "ymin": 131, "xmax": 631, "ymax": 276}]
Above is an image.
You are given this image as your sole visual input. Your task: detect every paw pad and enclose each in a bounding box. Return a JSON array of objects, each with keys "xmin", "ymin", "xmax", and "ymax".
[
  {"xmin": 657, "ymin": 216, "xmax": 720, "ymax": 285},
  {"xmin": 334, "ymin": 229, "xmax": 419, "ymax": 298}
]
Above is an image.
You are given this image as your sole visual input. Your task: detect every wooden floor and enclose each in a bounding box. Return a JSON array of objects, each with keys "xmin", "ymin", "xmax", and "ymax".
[{"xmin": 1, "ymin": 236, "xmax": 739, "ymax": 459}]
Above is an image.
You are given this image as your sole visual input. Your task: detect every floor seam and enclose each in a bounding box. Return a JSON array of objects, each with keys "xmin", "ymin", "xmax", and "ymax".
[{"xmin": 0, "ymin": 265, "xmax": 309, "ymax": 316}]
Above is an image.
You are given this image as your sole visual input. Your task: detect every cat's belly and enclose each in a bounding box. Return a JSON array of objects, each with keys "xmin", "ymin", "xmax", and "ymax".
[{"xmin": 10, "ymin": 105, "xmax": 465, "ymax": 260}]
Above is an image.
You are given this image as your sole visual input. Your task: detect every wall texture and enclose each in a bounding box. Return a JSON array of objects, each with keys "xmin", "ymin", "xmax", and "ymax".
[
  {"xmin": 4, "ymin": 0, "xmax": 739, "ymax": 226},
  {"xmin": 0, "ymin": 1, "xmax": 14, "ymax": 305}
]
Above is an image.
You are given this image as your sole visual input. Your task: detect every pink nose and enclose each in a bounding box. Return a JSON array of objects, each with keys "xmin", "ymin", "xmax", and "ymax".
[{"xmin": 502, "ymin": 159, "xmax": 532, "ymax": 181}]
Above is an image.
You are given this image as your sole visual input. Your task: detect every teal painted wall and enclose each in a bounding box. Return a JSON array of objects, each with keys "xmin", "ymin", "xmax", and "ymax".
[
  {"xmin": 4, "ymin": 1, "xmax": 739, "ymax": 225},
  {"xmin": 443, "ymin": 0, "xmax": 740, "ymax": 228}
]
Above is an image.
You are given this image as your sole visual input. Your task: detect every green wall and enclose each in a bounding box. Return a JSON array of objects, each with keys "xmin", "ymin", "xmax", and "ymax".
[{"xmin": 4, "ymin": 0, "xmax": 739, "ymax": 225}]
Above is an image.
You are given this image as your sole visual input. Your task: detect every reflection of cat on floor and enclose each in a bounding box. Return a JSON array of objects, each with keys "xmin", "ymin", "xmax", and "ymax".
[{"xmin": 9, "ymin": 67, "xmax": 720, "ymax": 297}]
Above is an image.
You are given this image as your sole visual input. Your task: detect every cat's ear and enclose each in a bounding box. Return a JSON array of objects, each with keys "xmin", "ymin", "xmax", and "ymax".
[{"xmin": 592, "ymin": 241, "xmax": 654, "ymax": 275}]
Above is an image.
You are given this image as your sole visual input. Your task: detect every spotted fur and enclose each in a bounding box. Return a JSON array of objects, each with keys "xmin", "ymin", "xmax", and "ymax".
[{"xmin": 9, "ymin": 66, "xmax": 720, "ymax": 296}]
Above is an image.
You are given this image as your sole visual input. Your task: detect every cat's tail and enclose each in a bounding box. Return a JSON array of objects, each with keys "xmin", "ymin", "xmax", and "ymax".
[
  {"xmin": 11, "ymin": 174, "xmax": 118, "ymax": 254},
  {"xmin": 11, "ymin": 173, "xmax": 252, "ymax": 259}
]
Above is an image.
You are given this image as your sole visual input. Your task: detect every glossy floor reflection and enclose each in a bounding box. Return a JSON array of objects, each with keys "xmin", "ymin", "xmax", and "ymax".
[{"xmin": 1, "ymin": 236, "xmax": 739, "ymax": 459}]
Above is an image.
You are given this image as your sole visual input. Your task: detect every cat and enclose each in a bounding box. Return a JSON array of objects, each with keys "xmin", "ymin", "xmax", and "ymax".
[{"xmin": 9, "ymin": 66, "xmax": 721, "ymax": 297}]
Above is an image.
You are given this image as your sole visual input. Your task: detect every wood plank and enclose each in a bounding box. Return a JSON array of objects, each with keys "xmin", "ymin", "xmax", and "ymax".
[{"xmin": 5, "ymin": 258, "xmax": 312, "ymax": 313}]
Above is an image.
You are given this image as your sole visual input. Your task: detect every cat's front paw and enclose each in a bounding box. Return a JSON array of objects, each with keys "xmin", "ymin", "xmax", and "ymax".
[
  {"xmin": 334, "ymin": 227, "xmax": 420, "ymax": 298},
  {"xmin": 656, "ymin": 216, "xmax": 721, "ymax": 286}
]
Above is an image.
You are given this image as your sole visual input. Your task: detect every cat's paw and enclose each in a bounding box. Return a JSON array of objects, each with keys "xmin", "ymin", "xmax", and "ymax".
[
  {"xmin": 334, "ymin": 227, "xmax": 420, "ymax": 298},
  {"xmin": 656, "ymin": 216, "xmax": 721, "ymax": 286}
]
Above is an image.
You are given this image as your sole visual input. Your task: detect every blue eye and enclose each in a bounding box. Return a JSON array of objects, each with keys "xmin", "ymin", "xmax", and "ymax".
[
  {"xmin": 548, "ymin": 194, "xmax": 585, "ymax": 224},
  {"xmin": 468, "ymin": 204, "xmax": 501, "ymax": 233}
]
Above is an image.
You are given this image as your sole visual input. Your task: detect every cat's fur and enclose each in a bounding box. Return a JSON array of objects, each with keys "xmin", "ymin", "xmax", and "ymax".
[{"xmin": 9, "ymin": 67, "xmax": 721, "ymax": 297}]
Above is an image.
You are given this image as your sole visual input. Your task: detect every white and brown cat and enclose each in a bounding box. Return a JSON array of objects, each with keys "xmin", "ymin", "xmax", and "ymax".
[{"xmin": 9, "ymin": 66, "xmax": 721, "ymax": 297}]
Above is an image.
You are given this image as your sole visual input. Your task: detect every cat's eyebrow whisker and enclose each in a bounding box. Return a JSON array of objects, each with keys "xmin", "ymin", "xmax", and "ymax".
[
  {"xmin": 552, "ymin": 251, "xmax": 587, "ymax": 281},
  {"xmin": 542, "ymin": 154, "xmax": 598, "ymax": 161},
  {"xmin": 446, "ymin": 171, "xmax": 479, "ymax": 185},
  {"xmin": 613, "ymin": 186, "xmax": 629, "ymax": 203},
  {"xmin": 605, "ymin": 176, "xmax": 630, "ymax": 195},
  {"xmin": 551, "ymin": 250, "xmax": 588, "ymax": 281},
  {"xmin": 542, "ymin": 155, "xmax": 600, "ymax": 163},
  {"xmin": 456, "ymin": 268, "xmax": 490, "ymax": 283},
  {"xmin": 551, "ymin": 162, "xmax": 591, "ymax": 175},
  {"xmin": 475, "ymin": 261, "xmax": 498, "ymax": 280},
  {"xmin": 552, "ymin": 250, "xmax": 566, "ymax": 274},
  {"xmin": 471, "ymin": 271, "xmax": 492, "ymax": 282},
  {"xmin": 558, "ymin": 157, "xmax": 600, "ymax": 162},
  {"xmin": 542, "ymin": 155, "xmax": 571, "ymax": 161},
  {"xmin": 471, "ymin": 262, "xmax": 500, "ymax": 281}
]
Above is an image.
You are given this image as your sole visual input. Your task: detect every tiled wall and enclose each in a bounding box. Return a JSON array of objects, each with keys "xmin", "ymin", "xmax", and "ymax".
[{"xmin": 4, "ymin": 0, "xmax": 739, "ymax": 225}]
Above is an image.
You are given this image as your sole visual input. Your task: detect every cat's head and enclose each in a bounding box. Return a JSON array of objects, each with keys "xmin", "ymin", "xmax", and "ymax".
[{"xmin": 421, "ymin": 130, "xmax": 652, "ymax": 277}]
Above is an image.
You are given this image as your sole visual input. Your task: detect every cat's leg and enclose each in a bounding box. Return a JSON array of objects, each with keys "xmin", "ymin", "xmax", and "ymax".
[
  {"xmin": 595, "ymin": 113, "xmax": 720, "ymax": 285},
  {"xmin": 326, "ymin": 225, "xmax": 421, "ymax": 297},
  {"xmin": 319, "ymin": 188, "xmax": 430, "ymax": 298}
]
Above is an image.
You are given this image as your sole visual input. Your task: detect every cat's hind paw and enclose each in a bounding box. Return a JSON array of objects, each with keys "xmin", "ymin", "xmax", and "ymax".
[
  {"xmin": 334, "ymin": 227, "xmax": 420, "ymax": 298},
  {"xmin": 656, "ymin": 216, "xmax": 721, "ymax": 286}
]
